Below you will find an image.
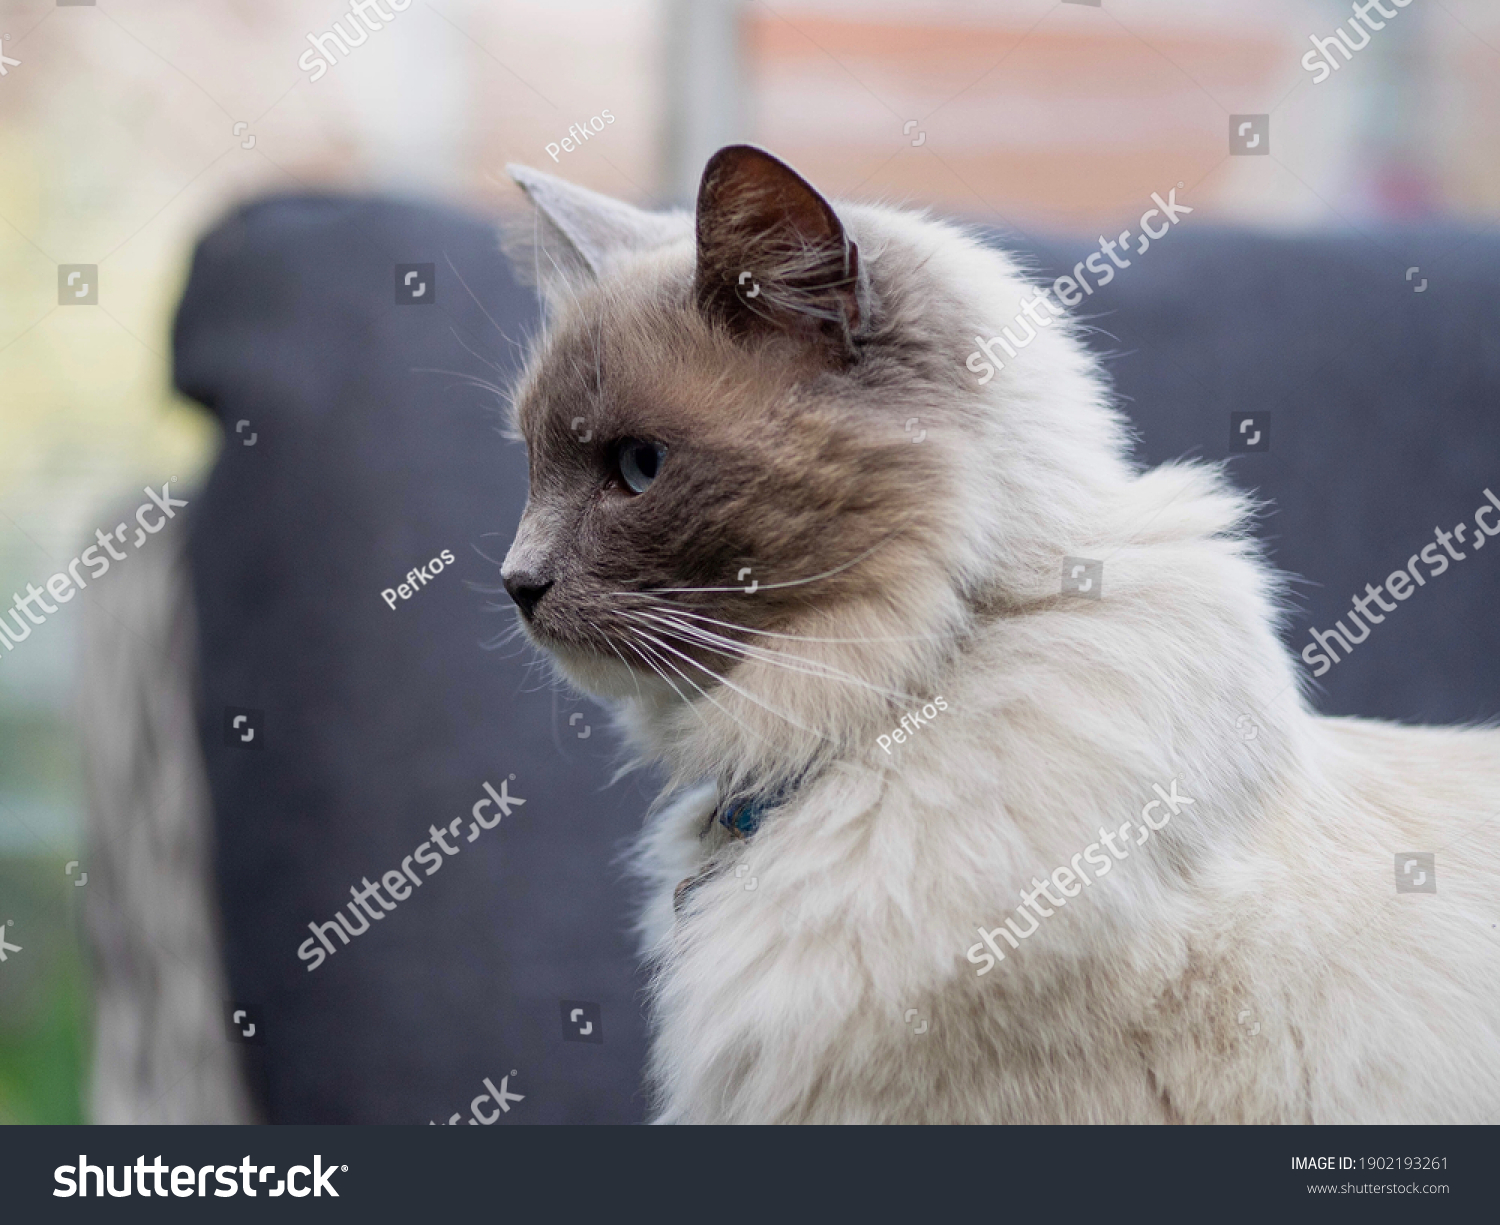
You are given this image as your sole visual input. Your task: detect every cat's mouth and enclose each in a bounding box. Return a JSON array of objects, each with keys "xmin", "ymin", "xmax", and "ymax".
[
  {"xmin": 522, "ymin": 607, "xmax": 739, "ymax": 703},
  {"xmin": 517, "ymin": 612, "xmax": 589, "ymax": 658},
  {"xmin": 510, "ymin": 603, "xmax": 644, "ymax": 692}
]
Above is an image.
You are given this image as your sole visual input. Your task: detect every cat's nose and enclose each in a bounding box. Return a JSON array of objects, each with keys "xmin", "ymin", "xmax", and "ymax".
[{"xmin": 503, "ymin": 571, "xmax": 554, "ymax": 619}]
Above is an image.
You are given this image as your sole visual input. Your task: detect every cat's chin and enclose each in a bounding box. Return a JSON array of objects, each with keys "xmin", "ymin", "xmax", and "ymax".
[{"xmin": 544, "ymin": 641, "xmax": 666, "ymax": 701}]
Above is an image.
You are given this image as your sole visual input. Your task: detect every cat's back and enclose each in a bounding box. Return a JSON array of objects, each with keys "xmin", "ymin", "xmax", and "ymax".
[{"xmin": 1313, "ymin": 714, "xmax": 1500, "ymax": 855}]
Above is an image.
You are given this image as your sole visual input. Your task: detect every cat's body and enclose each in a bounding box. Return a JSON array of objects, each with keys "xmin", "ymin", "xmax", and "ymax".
[{"xmin": 500, "ymin": 147, "xmax": 1500, "ymax": 1123}]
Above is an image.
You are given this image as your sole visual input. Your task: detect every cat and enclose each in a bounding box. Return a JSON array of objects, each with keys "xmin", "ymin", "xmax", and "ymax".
[{"xmin": 499, "ymin": 144, "xmax": 1500, "ymax": 1123}]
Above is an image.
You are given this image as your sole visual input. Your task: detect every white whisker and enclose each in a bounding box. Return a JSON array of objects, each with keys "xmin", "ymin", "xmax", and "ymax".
[
  {"xmin": 620, "ymin": 630, "xmax": 712, "ymax": 730},
  {"xmin": 641, "ymin": 604, "xmax": 939, "ymax": 647},
  {"xmin": 625, "ymin": 609, "xmax": 914, "ymax": 703},
  {"xmin": 626, "ymin": 622, "xmax": 826, "ymax": 739},
  {"xmin": 622, "ymin": 627, "xmax": 768, "ymax": 745},
  {"xmin": 606, "ymin": 515, "xmax": 918, "ymax": 598},
  {"xmin": 590, "ymin": 618, "xmax": 651, "ymax": 705}
]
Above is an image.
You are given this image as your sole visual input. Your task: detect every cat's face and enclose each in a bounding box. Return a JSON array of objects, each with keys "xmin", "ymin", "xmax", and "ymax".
[{"xmin": 501, "ymin": 147, "xmax": 958, "ymax": 704}]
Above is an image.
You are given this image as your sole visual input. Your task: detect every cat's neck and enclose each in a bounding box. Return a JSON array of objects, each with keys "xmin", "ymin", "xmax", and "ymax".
[{"xmin": 617, "ymin": 464, "xmax": 1308, "ymax": 849}]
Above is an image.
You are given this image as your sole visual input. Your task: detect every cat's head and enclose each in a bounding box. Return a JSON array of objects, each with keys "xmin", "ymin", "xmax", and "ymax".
[{"xmin": 500, "ymin": 146, "xmax": 1124, "ymax": 783}]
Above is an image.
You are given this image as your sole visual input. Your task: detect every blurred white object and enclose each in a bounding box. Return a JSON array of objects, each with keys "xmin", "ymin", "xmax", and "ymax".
[{"xmin": 77, "ymin": 507, "xmax": 254, "ymax": 1124}]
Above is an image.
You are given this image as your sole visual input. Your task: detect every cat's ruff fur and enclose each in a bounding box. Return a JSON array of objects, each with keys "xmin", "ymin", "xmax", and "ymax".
[{"xmin": 501, "ymin": 148, "xmax": 1500, "ymax": 1123}]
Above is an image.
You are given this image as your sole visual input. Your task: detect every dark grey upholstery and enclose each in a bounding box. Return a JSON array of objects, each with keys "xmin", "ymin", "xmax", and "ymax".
[
  {"xmin": 175, "ymin": 197, "xmax": 653, "ymax": 1124},
  {"xmin": 1009, "ymin": 227, "xmax": 1500, "ymax": 726},
  {"xmin": 172, "ymin": 196, "xmax": 1499, "ymax": 1124}
]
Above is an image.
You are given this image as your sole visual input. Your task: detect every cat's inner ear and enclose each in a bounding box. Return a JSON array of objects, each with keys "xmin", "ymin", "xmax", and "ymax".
[
  {"xmin": 694, "ymin": 145, "xmax": 868, "ymax": 360},
  {"xmin": 504, "ymin": 164, "xmax": 685, "ymax": 296}
]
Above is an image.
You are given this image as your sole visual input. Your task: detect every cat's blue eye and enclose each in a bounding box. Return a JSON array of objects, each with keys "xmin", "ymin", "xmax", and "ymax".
[{"xmin": 617, "ymin": 439, "xmax": 666, "ymax": 494}]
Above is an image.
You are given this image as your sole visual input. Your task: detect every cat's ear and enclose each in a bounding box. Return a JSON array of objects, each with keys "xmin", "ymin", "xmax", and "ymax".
[
  {"xmin": 503, "ymin": 164, "xmax": 685, "ymax": 302},
  {"xmin": 694, "ymin": 145, "xmax": 868, "ymax": 361}
]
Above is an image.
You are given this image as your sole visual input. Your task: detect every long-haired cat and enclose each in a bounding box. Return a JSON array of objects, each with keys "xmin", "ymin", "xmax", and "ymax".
[{"xmin": 499, "ymin": 145, "xmax": 1500, "ymax": 1123}]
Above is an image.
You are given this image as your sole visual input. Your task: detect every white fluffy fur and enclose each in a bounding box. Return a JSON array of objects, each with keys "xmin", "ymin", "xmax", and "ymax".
[{"xmin": 521, "ymin": 188, "xmax": 1500, "ymax": 1123}]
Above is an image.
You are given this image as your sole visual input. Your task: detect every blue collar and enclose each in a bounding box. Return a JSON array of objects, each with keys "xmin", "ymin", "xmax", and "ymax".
[
  {"xmin": 715, "ymin": 793, "xmax": 771, "ymax": 840},
  {"xmin": 674, "ymin": 779, "xmax": 802, "ymax": 917},
  {"xmin": 714, "ymin": 774, "xmax": 805, "ymax": 840}
]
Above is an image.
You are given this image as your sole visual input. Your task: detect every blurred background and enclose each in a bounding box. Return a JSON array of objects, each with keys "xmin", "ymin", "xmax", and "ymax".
[{"xmin": 2, "ymin": 0, "xmax": 1498, "ymax": 1122}]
